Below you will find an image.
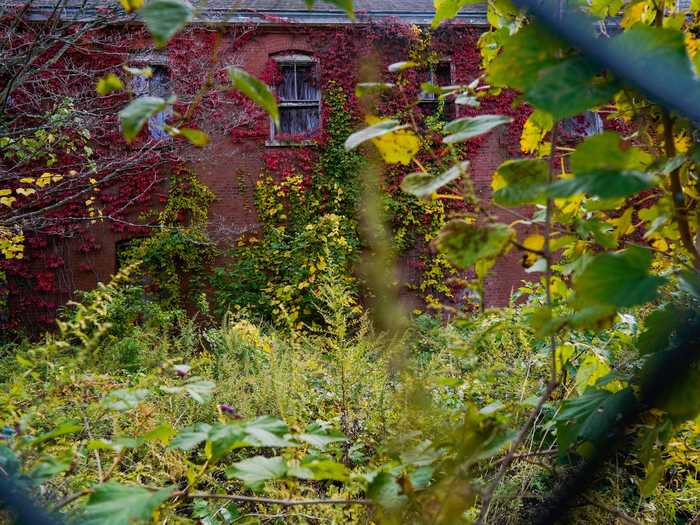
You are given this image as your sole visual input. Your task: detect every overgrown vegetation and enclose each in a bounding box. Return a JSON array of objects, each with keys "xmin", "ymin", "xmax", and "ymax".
[{"xmin": 2, "ymin": 0, "xmax": 700, "ymax": 524}]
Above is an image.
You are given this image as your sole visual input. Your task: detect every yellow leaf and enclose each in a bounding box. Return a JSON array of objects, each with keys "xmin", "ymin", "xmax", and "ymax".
[
  {"xmin": 16, "ymin": 187, "xmax": 36, "ymax": 196},
  {"xmin": 652, "ymin": 238, "xmax": 669, "ymax": 252},
  {"xmin": 19, "ymin": 178, "xmax": 35, "ymax": 184},
  {"xmin": 520, "ymin": 109, "xmax": 553, "ymax": 157},
  {"xmin": 610, "ymin": 208, "xmax": 635, "ymax": 240},
  {"xmin": 96, "ymin": 73, "xmax": 124, "ymax": 96},
  {"xmin": 674, "ymin": 132, "xmax": 691, "ymax": 154},
  {"xmin": 365, "ymin": 115, "xmax": 420, "ymax": 165},
  {"xmin": 36, "ymin": 173, "xmax": 54, "ymax": 187},
  {"xmin": 621, "ymin": 1, "xmax": 648, "ymax": 28},
  {"xmin": 491, "ymin": 172, "xmax": 506, "ymax": 192},
  {"xmin": 118, "ymin": 0, "xmax": 144, "ymax": 12},
  {"xmin": 0, "ymin": 197, "xmax": 16, "ymax": 207},
  {"xmin": 575, "ymin": 354, "xmax": 611, "ymax": 394},
  {"xmin": 0, "ymin": 189, "xmax": 12, "ymax": 196},
  {"xmin": 555, "ymin": 343, "xmax": 575, "ymax": 375},
  {"xmin": 522, "ymin": 233, "xmax": 544, "ymax": 267}
]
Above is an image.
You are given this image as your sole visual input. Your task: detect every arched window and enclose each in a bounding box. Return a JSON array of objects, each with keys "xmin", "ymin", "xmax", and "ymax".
[{"xmin": 271, "ymin": 54, "xmax": 321, "ymax": 141}]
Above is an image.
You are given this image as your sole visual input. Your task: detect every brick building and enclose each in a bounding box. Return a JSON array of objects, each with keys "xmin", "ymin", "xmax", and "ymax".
[{"xmin": 1, "ymin": 0, "xmax": 535, "ymax": 329}]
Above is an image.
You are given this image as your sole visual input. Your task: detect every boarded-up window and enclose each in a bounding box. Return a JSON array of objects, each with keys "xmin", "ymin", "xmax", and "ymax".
[
  {"xmin": 273, "ymin": 55, "xmax": 321, "ymax": 138},
  {"xmin": 132, "ymin": 64, "xmax": 172, "ymax": 140}
]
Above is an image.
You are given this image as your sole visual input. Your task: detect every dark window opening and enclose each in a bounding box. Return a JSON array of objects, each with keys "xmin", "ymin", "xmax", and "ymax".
[
  {"xmin": 273, "ymin": 57, "xmax": 321, "ymax": 139},
  {"xmin": 419, "ymin": 61, "xmax": 455, "ymax": 121}
]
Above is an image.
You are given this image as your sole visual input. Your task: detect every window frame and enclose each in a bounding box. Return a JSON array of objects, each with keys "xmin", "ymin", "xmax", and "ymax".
[
  {"xmin": 418, "ymin": 59, "xmax": 454, "ymax": 103},
  {"xmin": 268, "ymin": 53, "xmax": 322, "ymax": 146}
]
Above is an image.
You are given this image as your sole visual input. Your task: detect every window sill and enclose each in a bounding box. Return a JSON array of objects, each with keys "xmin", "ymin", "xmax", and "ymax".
[{"xmin": 265, "ymin": 139, "xmax": 317, "ymax": 147}]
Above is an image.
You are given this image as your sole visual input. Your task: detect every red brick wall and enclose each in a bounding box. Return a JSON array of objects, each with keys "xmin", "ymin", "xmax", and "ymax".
[{"xmin": 53, "ymin": 25, "xmax": 533, "ymax": 316}]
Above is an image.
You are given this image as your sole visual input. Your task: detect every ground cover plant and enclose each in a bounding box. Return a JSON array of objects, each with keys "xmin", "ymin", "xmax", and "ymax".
[{"xmin": 1, "ymin": 0, "xmax": 700, "ymax": 524}]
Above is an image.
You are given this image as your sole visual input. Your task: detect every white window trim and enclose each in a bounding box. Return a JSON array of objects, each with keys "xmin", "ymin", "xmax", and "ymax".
[{"xmin": 267, "ymin": 53, "xmax": 322, "ymax": 146}]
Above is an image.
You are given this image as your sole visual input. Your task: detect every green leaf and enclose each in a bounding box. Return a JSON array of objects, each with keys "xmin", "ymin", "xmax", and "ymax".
[
  {"xmin": 245, "ymin": 428, "xmax": 297, "ymax": 448},
  {"xmin": 244, "ymin": 416, "xmax": 289, "ymax": 435},
  {"xmin": 555, "ymin": 388, "xmax": 636, "ymax": 452},
  {"xmin": 179, "ymin": 128, "xmax": 209, "ymax": 146},
  {"xmin": 295, "ymin": 430, "xmax": 347, "ymax": 448},
  {"xmin": 436, "ymin": 221, "xmax": 514, "ymax": 269},
  {"xmin": 492, "ymin": 159, "xmax": 548, "ymax": 207},
  {"xmin": 169, "ymin": 423, "xmax": 211, "ymax": 450},
  {"xmin": 304, "ymin": 0, "xmax": 354, "ymax": 19},
  {"xmin": 442, "ymin": 114, "xmax": 512, "ymax": 143},
  {"xmin": 87, "ymin": 437, "xmax": 144, "ymax": 453},
  {"xmin": 138, "ymin": 0, "xmax": 192, "ymax": 48},
  {"xmin": 637, "ymin": 305, "xmax": 685, "ymax": 355},
  {"xmin": 227, "ymin": 67, "xmax": 279, "ymax": 126},
  {"xmin": 29, "ymin": 422, "xmax": 82, "ymax": 447},
  {"xmin": 610, "ymin": 24, "xmax": 700, "ymax": 110},
  {"xmin": 548, "ymin": 169, "xmax": 655, "ymax": 199},
  {"xmin": 29, "ymin": 455, "xmax": 71, "ymax": 483},
  {"xmin": 525, "ymin": 56, "xmax": 618, "ymax": 120},
  {"xmin": 288, "ymin": 457, "xmax": 349, "ymax": 481},
  {"xmin": 225, "ymin": 456, "xmax": 287, "ymax": 488},
  {"xmin": 400, "ymin": 161, "xmax": 469, "ymax": 197},
  {"xmin": 162, "ymin": 378, "xmax": 215, "ymax": 404},
  {"xmin": 366, "ymin": 471, "xmax": 406, "ymax": 511},
  {"xmin": 101, "ymin": 388, "xmax": 149, "ymax": 411},
  {"xmin": 206, "ymin": 424, "xmax": 250, "ymax": 461},
  {"xmin": 487, "ymin": 24, "xmax": 565, "ymax": 92},
  {"xmin": 574, "ymin": 247, "xmax": 666, "ymax": 308},
  {"xmin": 571, "ymin": 132, "xmax": 651, "ymax": 173},
  {"xmin": 118, "ymin": 97, "xmax": 167, "ymax": 143},
  {"xmin": 143, "ymin": 424, "xmax": 176, "ymax": 445},
  {"xmin": 344, "ymin": 120, "xmax": 407, "ymax": 151},
  {"xmin": 82, "ymin": 482, "xmax": 175, "ymax": 525},
  {"xmin": 432, "ymin": 0, "xmax": 484, "ymax": 28},
  {"xmin": 549, "ymin": 133, "xmax": 655, "ymax": 198},
  {"xmin": 96, "ymin": 73, "xmax": 124, "ymax": 95}
]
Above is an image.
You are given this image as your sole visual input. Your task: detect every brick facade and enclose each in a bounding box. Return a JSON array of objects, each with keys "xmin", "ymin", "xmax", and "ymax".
[{"xmin": 6, "ymin": 20, "xmax": 537, "ymax": 329}]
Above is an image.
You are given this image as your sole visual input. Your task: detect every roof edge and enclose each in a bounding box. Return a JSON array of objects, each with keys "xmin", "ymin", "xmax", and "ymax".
[{"xmin": 3, "ymin": 4, "xmax": 488, "ymax": 26}]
